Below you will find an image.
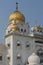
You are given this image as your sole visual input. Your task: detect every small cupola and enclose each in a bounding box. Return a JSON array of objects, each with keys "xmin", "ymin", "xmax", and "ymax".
[{"xmin": 28, "ymin": 53, "xmax": 40, "ymax": 65}]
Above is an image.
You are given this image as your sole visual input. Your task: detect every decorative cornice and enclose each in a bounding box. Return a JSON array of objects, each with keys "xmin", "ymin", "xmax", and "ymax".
[{"xmin": 5, "ymin": 32, "xmax": 43, "ymax": 39}]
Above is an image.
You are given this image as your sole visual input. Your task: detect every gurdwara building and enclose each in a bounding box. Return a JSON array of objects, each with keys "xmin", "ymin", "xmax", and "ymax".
[{"xmin": 0, "ymin": 2, "xmax": 43, "ymax": 65}]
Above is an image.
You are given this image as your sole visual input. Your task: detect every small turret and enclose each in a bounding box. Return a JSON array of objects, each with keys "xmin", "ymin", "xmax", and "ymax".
[{"xmin": 28, "ymin": 53, "xmax": 40, "ymax": 65}]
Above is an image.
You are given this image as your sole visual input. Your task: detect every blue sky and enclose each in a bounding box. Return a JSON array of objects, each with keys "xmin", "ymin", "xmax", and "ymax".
[{"xmin": 0, "ymin": 0, "xmax": 43, "ymax": 43}]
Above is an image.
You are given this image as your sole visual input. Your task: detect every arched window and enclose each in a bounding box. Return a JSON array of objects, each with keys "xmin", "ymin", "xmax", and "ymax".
[
  {"xmin": 6, "ymin": 43, "xmax": 10, "ymax": 48},
  {"xmin": 21, "ymin": 29, "xmax": 23, "ymax": 32},
  {"xmin": 17, "ymin": 40, "xmax": 21, "ymax": 46},
  {"xmin": 7, "ymin": 55, "xmax": 10, "ymax": 61},
  {"xmin": 0, "ymin": 55, "xmax": 2, "ymax": 61},
  {"xmin": 24, "ymin": 29, "xmax": 26, "ymax": 32},
  {"xmin": 17, "ymin": 54, "xmax": 21, "ymax": 65}
]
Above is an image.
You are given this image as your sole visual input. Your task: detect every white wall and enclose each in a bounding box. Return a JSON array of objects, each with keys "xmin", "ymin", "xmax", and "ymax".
[{"xmin": 0, "ymin": 44, "xmax": 7, "ymax": 65}]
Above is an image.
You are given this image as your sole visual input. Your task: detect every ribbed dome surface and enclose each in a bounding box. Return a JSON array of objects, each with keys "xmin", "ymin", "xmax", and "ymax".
[
  {"xmin": 9, "ymin": 10, "xmax": 25, "ymax": 22},
  {"xmin": 11, "ymin": 24, "xmax": 19, "ymax": 30}
]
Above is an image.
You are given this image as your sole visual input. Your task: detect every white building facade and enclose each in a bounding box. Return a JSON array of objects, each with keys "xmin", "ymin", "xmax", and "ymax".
[{"xmin": 0, "ymin": 2, "xmax": 43, "ymax": 65}]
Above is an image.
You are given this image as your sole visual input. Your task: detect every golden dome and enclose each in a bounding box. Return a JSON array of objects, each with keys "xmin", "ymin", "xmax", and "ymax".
[
  {"xmin": 11, "ymin": 24, "xmax": 19, "ymax": 30},
  {"xmin": 32, "ymin": 25, "xmax": 43, "ymax": 32},
  {"xmin": 9, "ymin": 11, "xmax": 25, "ymax": 22},
  {"xmin": 9, "ymin": 2, "xmax": 25, "ymax": 22}
]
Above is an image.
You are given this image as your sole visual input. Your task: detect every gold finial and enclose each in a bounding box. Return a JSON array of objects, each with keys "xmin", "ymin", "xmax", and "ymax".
[{"xmin": 16, "ymin": 2, "xmax": 18, "ymax": 11}]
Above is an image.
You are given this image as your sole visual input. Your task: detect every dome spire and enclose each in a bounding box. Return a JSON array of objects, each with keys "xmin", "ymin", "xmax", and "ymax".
[
  {"xmin": 9, "ymin": 2, "xmax": 25, "ymax": 22},
  {"xmin": 16, "ymin": 2, "xmax": 18, "ymax": 11}
]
